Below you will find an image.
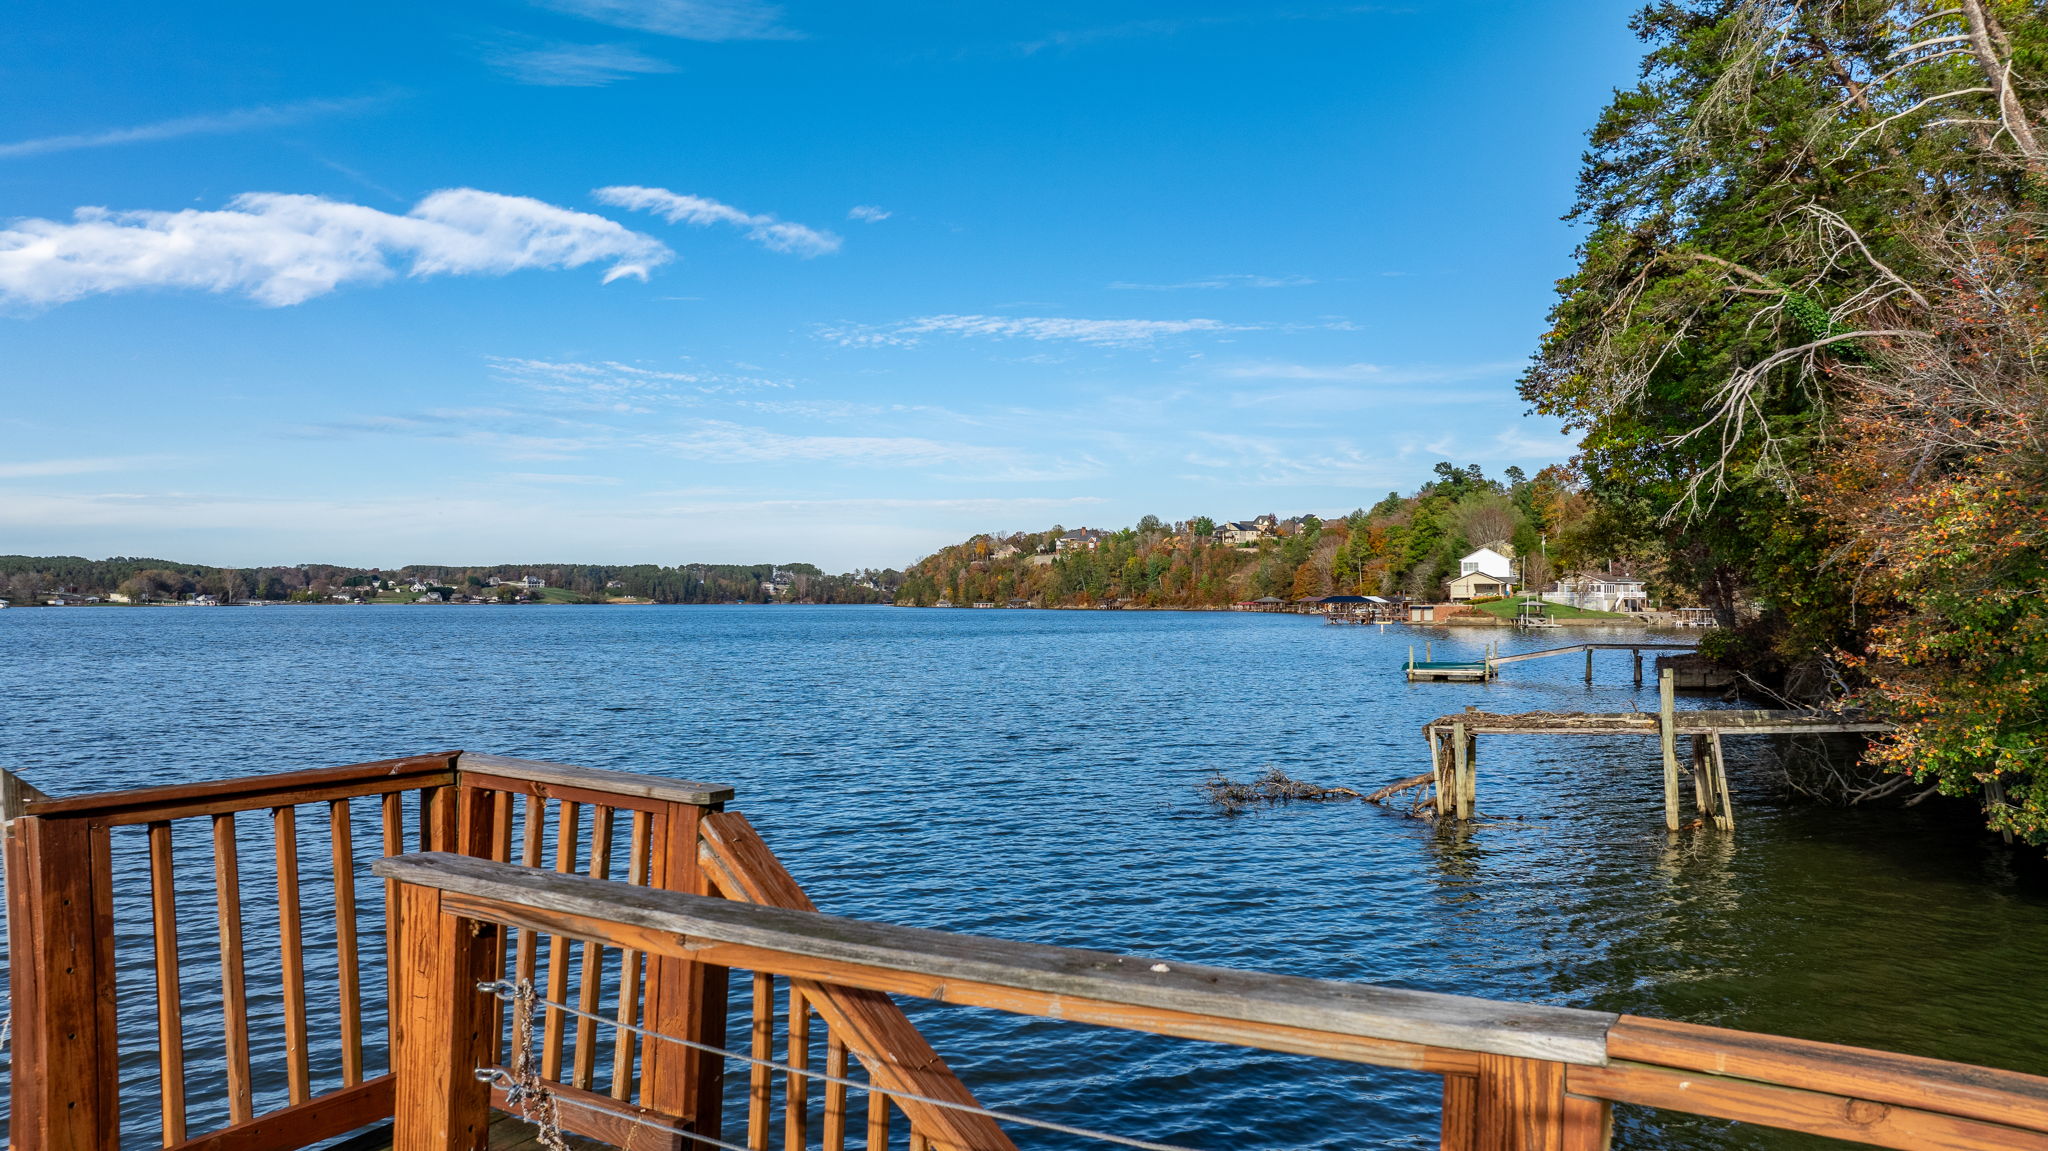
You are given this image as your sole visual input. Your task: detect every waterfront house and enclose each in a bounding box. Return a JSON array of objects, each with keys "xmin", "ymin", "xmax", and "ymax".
[
  {"xmin": 1545, "ymin": 569, "xmax": 1650, "ymax": 613},
  {"xmin": 1212, "ymin": 515, "xmax": 1279, "ymax": 546}
]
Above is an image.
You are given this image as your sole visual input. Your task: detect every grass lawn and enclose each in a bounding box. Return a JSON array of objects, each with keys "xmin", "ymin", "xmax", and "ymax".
[{"xmin": 1468, "ymin": 594, "xmax": 1630, "ymax": 621}]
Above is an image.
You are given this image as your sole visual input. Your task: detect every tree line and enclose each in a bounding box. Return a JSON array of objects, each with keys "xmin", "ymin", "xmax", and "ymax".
[
  {"xmin": 0, "ymin": 556, "xmax": 903, "ymax": 606},
  {"xmin": 1525, "ymin": 1, "xmax": 2048, "ymax": 842},
  {"xmin": 894, "ymin": 462, "xmax": 1619, "ymax": 609}
]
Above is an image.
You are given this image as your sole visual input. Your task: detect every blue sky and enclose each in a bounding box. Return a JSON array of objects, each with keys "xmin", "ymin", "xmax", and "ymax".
[{"xmin": 1, "ymin": 1, "xmax": 1642, "ymax": 571}]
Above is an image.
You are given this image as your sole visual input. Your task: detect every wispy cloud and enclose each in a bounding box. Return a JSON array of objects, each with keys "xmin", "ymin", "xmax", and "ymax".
[
  {"xmin": 647, "ymin": 421, "xmax": 991, "ymax": 465},
  {"xmin": 847, "ymin": 205, "xmax": 891, "ymax": 223},
  {"xmin": 484, "ymin": 42, "xmax": 676, "ymax": 86},
  {"xmin": 487, "ymin": 355, "xmax": 786, "ymax": 407},
  {"xmin": 0, "ymin": 455, "xmax": 165, "ymax": 479},
  {"xmin": 594, "ymin": 186, "xmax": 840, "ymax": 256},
  {"xmin": 0, "ymin": 95, "xmax": 386, "ymax": 161},
  {"xmin": 1108, "ymin": 273, "xmax": 1314, "ymax": 291},
  {"xmin": 0, "ymin": 189, "xmax": 669, "ymax": 307},
  {"xmin": 820, "ymin": 314, "xmax": 1252, "ymax": 348},
  {"xmin": 532, "ymin": 0, "xmax": 794, "ymax": 41}
]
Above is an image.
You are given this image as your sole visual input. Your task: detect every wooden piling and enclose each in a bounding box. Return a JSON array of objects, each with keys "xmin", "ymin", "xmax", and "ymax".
[
  {"xmin": 1690, "ymin": 735, "xmax": 1712, "ymax": 817},
  {"xmin": 1453, "ymin": 722, "xmax": 1472, "ymax": 822},
  {"xmin": 1709, "ymin": 733, "xmax": 1734, "ymax": 832},
  {"xmin": 1584, "ymin": 647, "xmax": 1593, "ymax": 684},
  {"xmin": 1632, "ymin": 650, "xmax": 1642, "ymax": 688},
  {"xmin": 1659, "ymin": 669, "xmax": 1679, "ymax": 831}
]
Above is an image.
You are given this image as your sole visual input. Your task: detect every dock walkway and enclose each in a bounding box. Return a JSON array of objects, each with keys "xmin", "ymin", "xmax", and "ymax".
[{"xmin": 1405, "ymin": 641, "xmax": 1697, "ymax": 683}]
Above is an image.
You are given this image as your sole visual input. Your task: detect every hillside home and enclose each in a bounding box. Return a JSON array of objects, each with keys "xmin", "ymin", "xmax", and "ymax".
[
  {"xmin": 1446, "ymin": 546, "xmax": 1517, "ymax": 601},
  {"xmin": 1055, "ymin": 528, "xmax": 1106, "ymax": 552},
  {"xmin": 1545, "ymin": 570, "xmax": 1650, "ymax": 613},
  {"xmin": 1212, "ymin": 514, "xmax": 1279, "ymax": 546}
]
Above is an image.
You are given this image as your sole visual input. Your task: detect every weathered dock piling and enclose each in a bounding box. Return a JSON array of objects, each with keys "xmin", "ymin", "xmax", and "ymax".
[{"xmin": 1412, "ymin": 692, "xmax": 1890, "ymax": 830}]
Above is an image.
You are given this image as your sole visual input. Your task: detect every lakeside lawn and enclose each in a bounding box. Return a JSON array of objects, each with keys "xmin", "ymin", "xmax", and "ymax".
[{"xmin": 1467, "ymin": 594, "xmax": 1630, "ymax": 621}]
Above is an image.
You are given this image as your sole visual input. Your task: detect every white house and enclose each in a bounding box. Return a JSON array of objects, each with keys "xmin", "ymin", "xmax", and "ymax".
[
  {"xmin": 1544, "ymin": 570, "xmax": 1650, "ymax": 614},
  {"xmin": 1446, "ymin": 547, "xmax": 1517, "ymax": 602}
]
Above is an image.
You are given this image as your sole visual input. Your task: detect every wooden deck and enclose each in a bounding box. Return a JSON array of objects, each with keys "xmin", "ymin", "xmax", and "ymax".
[{"xmin": 339, "ymin": 1113, "xmax": 609, "ymax": 1150}]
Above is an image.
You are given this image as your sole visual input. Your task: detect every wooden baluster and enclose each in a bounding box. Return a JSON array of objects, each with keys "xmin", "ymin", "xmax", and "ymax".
[
  {"xmin": 750, "ymin": 972, "xmax": 775, "ymax": 1151},
  {"xmin": 610, "ymin": 809, "xmax": 653, "ymax": 1101},
  {"xmin": 215, "ymin": 812, "xmax": 254, "ymax": 1124},
  {"xmin": 572, "ymin": 805, "xmax": 615, "ymax": 1089},
  {"xmin": 823, "ymin": 1034, "xmax": 849, "ymax": 1151},
  {"xmin": 148, "ymin": 821, "xmax": 187, "ymax": 1145},
  {"xmin": 1441, "ymin": 1074, "xmax": 1477, "ymax": 1151},
  {"xmin": 908, "ymin": 1130, "xmax": 929, "ymax": 1151},
  {"xmin": 485, "ymin": 789, "xmax": 515, "ymax": 1068},
  {"xmin": 275, "ymin": 805, "xmax": 312, "ymax": 1104},
  {"xmin": 514, "ymin": 794, "xmax": 546, "ymax": 1002},
  {"xmin": 383, "ymin": 789, "xmax": 405, "ymax": 1070},
  {"xmin": 541, "ymin": 800, "xmax": 582, "ymax": 1083},
  {"xmin": 787, "ymin": 987, "xmax": 811, "ymax": 1151},
  {"xmin": 330, "ymin": 799, "xmax": 365, "ymax": 1086},
  {"xmin": 865, "ymin": 1092, "xmax": 890, "ymax": 1151}
]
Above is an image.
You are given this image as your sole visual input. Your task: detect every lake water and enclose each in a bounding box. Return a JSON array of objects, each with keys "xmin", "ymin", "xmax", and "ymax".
[{"xmin": 2, "ymin": 605, "xmax": 2043, "ymax": 1150}]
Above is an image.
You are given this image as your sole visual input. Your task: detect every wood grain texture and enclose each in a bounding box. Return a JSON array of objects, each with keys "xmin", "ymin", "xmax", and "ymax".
[
  {"xmin": 1441, "ymin": 1074, "xmax": 1477, "ymax": 1151},
  {"xmin": 26, "ymin": 754, "xmax": 456, "ymax": 825},
  {"xmin": 543, "ymin": 800, "xmax": 583, "ymax": 1084},
  {"xmin": 612, "ymin": 809, "xmax": 654, "ymax": 1101},
  {"xmin": 375, "ymin": 847, "xmax": 1614, "ymax": 1067},
  {"xmin": 166, "ymin": 1077, "xmax": 395, "ymax": 1151},
  {"xmin": 275, "ymin": 805, "xmax": 313, "ymax": 1104},
  {"xmin": 1568, "ymin": 1061, "xmax": 2048, "ymax": 1151},
  {"xmin": 1607, "ymin": 1016, "xmax": 2048, "ymax": 1134},
  {"xmin": 641, "ymin": 801, "xmax": 729, "ymax": 1138},
  {"xmin": 824, "ymin": 1036, "xmax": 851, "ymax": 1151},
  {"xmin": 573, "ymin": 805, "xmax": 615, "ymax": 1089},
  {"xmin": 787, "ymin": 988, "xmax": 811, "ymax": 1151},
  {"xmin": 457, "ymin": 754, "xmax": 734, "ymax": 808},
  {"xmin": 216, "ymin": 812, "xmax": 255, "ymax": 1125},
  {"xmin": 1476, "ymin": 1054, "xmax": 1566, "ymax": 1151},
  {"xmin": 332, "ymin": 800, "xmax": 366, "ymax": 1086},
  {"xmin": 391, "ymin": 884, "xmax": 496, "ymax": 1151},
  {"xmin": 487, "ymin": 1082, "xmax": 689, "ymax": 1151},
  {"xmin": 150, "ymin": 820, "xmax": 190, "ymax": 1145},
  {"xmin": 750, "ymin": 972, "xmax": 776, "ymax": 1151},
  {"xmin": 9, "ymin": 813, "xmax": 121, "ymax": 1151}
]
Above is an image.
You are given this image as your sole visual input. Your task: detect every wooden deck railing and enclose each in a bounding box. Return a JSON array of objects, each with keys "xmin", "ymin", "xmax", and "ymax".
[
  {"xmin": 0, "ymin": 752, "xmax": 743, "ymax": 1151},
  {"xmin": 376, "ymin": 847, "xmax": 2048, "ymax": 1151}
]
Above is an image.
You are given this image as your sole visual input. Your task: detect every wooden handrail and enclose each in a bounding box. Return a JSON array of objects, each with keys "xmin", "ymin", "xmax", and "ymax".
[
  {"xmin": 372, "ymin": 851, "xmax": 1616, "ymax": 1065},
  {"xmin": 457, "ymin": 752, "xmax": 734, "ymax": 808},
  {"xmin": 373, "ymin": 850, "xmax": 2048, "ymax": 1151},
  {"xmin": 20, "ymin": 753, "xmax": 458, "ymax": 825}
]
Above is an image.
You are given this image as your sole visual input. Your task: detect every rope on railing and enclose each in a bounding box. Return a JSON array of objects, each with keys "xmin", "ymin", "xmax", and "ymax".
[{"xmin": 477, "ymin": 979, "xmax": 1210, "ymax": 1151}]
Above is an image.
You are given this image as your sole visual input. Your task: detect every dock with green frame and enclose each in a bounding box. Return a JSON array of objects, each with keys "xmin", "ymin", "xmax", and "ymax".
[{"xmin": 1404, "ymin": 640, "xmax": 1699, "ymax": 683}]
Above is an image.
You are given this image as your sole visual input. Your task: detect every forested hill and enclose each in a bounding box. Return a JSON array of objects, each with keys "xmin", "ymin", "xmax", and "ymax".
[
  {"xmin": 0, "ymin": 556, "xmax": 902, "ymax": 606},
  {"xmin": 895, "ymin": 462, "xmax": 1621, "ymax": 609}
]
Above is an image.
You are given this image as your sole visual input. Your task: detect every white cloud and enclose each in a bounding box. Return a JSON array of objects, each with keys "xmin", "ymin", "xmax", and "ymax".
[
  {"xmin": 1108, "ymin": 273, "xmax": 1314, "ymax": 291},
  {"xmin": 485, "ymin": 43, "xmax": 676, "ymax": 86},
  {"xmin": 820, "ymin": 314, "xmax": 1251, "ymax": 348},
  {"xmin": 847, "ymin": 205, "xmax": 891, "ymax": 223},
  {"xmin": 0, "ymin": 95, "xmax": 384, "ymax": 160},
  {"xmin": 0, "ymin": 456, "xmax": 164, "ymax": 478},
  {"xmin": 594, "ymin": 186, "xmax": 840, "ymax": 256},
  {"xmin": 0, "ymin": 189, "xmax": 670, "ymax": 306},
  {"xmin": 532, "ymin": 0, "xmax": 793, "ymax": 40}
]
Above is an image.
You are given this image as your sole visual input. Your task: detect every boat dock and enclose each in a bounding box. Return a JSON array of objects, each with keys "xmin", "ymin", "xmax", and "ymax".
[
  {"xmin": 1405, "ymin": 670, "xmax": 1893, "ymax": 830},
  {"xmin": 1405, "ymin": 641, "xmax": 1698, "ymax": 683}
]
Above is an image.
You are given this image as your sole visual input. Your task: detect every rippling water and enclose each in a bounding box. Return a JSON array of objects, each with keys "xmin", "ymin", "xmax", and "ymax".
[{"xmin": 2, "ymin": 605, "xmax": 2043, "ymax": 1150}]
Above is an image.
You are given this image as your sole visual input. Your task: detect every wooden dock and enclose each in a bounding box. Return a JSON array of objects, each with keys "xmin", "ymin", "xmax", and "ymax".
[
  {"xmin": 1406, "ymin": 641, "xmax": 1698, "ymax": 683},
  {"xmin": 1410, "ymin": 669, "xmax": 1893, "ymax": 830}
]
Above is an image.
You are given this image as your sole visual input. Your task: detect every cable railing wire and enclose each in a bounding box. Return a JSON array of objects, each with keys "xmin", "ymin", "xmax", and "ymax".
[{"xmin": 479, "ymin": 978, "xmax": 1210, "ymax": 1151}]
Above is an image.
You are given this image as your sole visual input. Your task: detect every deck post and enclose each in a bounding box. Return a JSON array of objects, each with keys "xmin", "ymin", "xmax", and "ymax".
[
  {"xmin": 1659, "ymin": 669, "xmax": 1679, "ymax": 831},
  {"xmin": 1475, "ymin": 1052, "xmax": 1588, "ymax": 1151},
  {"xmin": 4, "ymin": 776, "xmax": 120, "ymax": 1151},
  {"xmin": 391, "ymin": 881, "xmax": 496, "ymax": 1151},
  {"xmin": 643, "ymin": 797, "xmax": 733, "ymax": 1140}
]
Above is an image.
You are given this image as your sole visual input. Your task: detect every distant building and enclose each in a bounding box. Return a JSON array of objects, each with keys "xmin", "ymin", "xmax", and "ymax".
[
  {"xmin": 1055, "ymin": 528, "xmax": 1107, "ymax": 552},
  {"xmin": 1447, "ymin": 547, "xmax": 1518, "ymax": 602},
  {"xmin": 1212, "ymin": 515, "xmax": 1279, "ymax": 546}
]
